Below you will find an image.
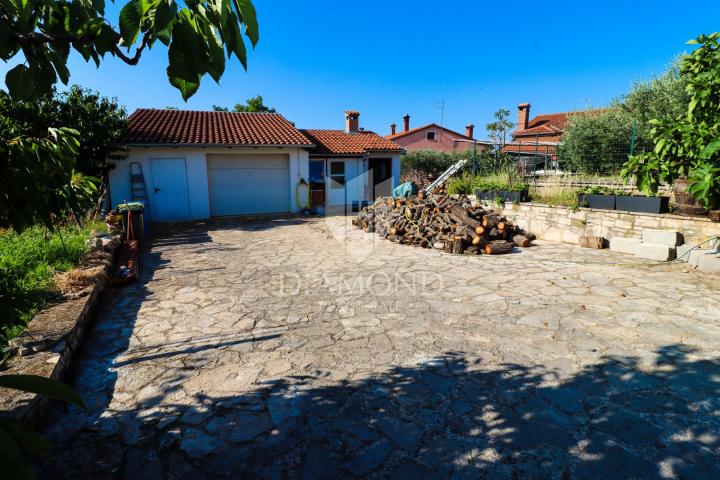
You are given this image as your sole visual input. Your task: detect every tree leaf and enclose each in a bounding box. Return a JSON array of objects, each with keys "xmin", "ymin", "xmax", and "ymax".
[
  {"xmin": 153, "ymin": 0, "xmax": 177, "ymax": 43},
  {"xmin": 168, "ymin": 72, "xmax": 200, "ymax": 100},
  {"xmin": 0, "ymin": 425, "xmax": 33, "ymax": 480},
  {"xmin": 700, "ymin": 138, "xmax": 720, "ymax": 159},
  {"xmin": 5, "ymin": 64, "xmax": 34, "ymax": 100},
  {"xmin": 232, "ymin": 0, "xmax": 258, "ymax": 46},
  {"xmin": 119, "ymin": 0, "xmax": 143, "ymax": 48},
  {"xmin": 0, "ymin": 375, "xmax": 85, "ymax": 408}
]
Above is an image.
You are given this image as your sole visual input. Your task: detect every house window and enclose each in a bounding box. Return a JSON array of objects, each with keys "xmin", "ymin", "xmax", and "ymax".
[
  {"xmin": 329, "ymin": 161, "xmax": 345, "ymax": 188},
  {"xmin": 426, "ymin": 131, "xmax": 436, "ymax": 141},
  {"xmin": 309, "ymin": 160, "xmax": 324, "ymax": 187}
]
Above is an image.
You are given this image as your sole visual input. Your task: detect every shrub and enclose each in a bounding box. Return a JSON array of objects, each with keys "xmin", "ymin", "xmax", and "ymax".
[
  {"xmin": 622, "ymin": 33, "xmax": 720, "ymax": 209},
  {"xmin": 401, "ymin": 149, "xmax": 470, "ymax": 181},
  {"xmin": 447, "ymin": 175, "xmax": 477, "ymax": 195}
]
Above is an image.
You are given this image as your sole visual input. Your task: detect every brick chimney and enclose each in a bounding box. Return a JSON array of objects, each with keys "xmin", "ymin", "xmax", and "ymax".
[
  {"xmin": 402, "ymin": 114, "xmax": 410, "ymax": 133},
  {"xmin": 465, "ymin": 124, "xmax": 474, "ymax": 139},
  {"xmin": 344, "ymin": 111, "xmax": 360, "ymax": 133},
  {"xmin": 517, "ymin": 103, "xmax": 530, "ymax": 131},
  {"xmin": 390, "ymin": 123, "xmax": 396, "ymax": 135}
]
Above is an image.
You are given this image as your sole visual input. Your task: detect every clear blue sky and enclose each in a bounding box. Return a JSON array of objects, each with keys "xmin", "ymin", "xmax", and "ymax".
[{"xmin": 2, "ymin": 1, "xmax": 719, "ymax": 137}]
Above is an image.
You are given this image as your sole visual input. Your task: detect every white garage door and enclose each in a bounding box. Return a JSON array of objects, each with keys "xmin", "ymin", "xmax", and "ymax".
[{"xmin": 207, "ymin": 155, "xmax": 290, "ymax": 216}]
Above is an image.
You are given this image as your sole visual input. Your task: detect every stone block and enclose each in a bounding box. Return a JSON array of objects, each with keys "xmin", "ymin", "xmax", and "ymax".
[
  {"xmin": 697, "ymin": 253, "xmax": 720, "ymax": 274},
  {"xmin": 642, "ymin": 229, "xmax": 683, "ymax": 247},
  {"xmin": 634, "ymin": 243, "xmax": 676, "ymax": 261},
  {"xmin": 688, "ymin": 249, "xmax": 718, "ymax": 268},
  {"xmin": 609, "ymin": 237, "xmax": 642, "ymax": 255},
  {"xmin": 676, "ymin": 244, "xmax": 696, "ymax": 262}
]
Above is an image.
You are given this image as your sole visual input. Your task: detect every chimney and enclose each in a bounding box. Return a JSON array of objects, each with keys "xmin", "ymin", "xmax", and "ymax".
[
  {"xmin": 465, "ymin": 124, "xmax": 474, "ymax": 139},
  {"xmin": 402, "ymin": 114, "xmax": 410, "ymax": 133},
  {"xmin": 390, "ymin": 123, "xmax": 396, "ymax": 135},
  {"xmin": 517, "ymin": 103, "xmax": 530, "ymax": 131},
  {"xmin": 345, "ymin": 110, "xmax": 360, "ymax": 133}
]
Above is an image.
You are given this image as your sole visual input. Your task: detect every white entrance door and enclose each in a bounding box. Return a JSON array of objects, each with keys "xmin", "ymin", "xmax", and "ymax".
[
  {"xmin": 150, "ymin": 158, "xmax": 190, "ymax": 222},
  {"xmin": 207, "ymin": 155, "xmax": 290, "ymax": 216},
  {"xmin": 326, "ymin": 159, "xmax": 348, "ymax": 208}
]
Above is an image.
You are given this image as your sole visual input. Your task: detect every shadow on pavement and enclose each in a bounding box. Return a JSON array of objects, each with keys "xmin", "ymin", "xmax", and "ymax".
[{"xmin": 37, "ymin": 343, "xmax": 720, "ymax": 479}]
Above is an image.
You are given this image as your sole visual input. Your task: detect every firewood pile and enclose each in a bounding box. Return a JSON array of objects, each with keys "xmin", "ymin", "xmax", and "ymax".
[{"xmin": 353, "ymin": 194, "xmax": 536, "ymax": 255}]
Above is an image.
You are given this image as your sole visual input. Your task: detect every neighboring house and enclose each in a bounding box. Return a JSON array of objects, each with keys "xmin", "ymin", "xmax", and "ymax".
[
  {"xmin": 503, "ymin": 102, "xmax": 600, "ymax": 156},
  {"xmin": 385, "ymin": 114, "xmax": 489, "ymax": 153},
  {"xmin": 108, "ymin": 109, "xmax": 403, "ymax": 222}
]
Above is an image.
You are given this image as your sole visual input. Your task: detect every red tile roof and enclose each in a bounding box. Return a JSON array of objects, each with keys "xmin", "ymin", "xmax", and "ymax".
[
  {"xmin": 124, "ymin": 109, "xmax": 314, "ymax": 146},
  {"xmin": 301, "ymin": 129, "xmax": 403, "ymax": 155},
  {"xmin": 514, "ymin": 110, "xmax": 604, "ymax": 138},
  {"xmin": 385, "ymin": 123, "xmax": 473, "ymax": 141}
]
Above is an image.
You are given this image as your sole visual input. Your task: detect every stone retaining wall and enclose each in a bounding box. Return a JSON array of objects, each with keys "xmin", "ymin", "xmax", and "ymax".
[
  {"xmin": 0, "ymin": 245, "xmax": 115, "ymax": 426},
  {"xmin": 486, "ymin": 201, "xmax": 720, "ymax": 247}
]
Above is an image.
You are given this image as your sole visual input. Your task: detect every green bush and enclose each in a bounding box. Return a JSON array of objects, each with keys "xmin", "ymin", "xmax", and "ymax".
[
  {"xmin": 447, "ymin": 175, "xmax": 477, "ymax": 194},
  {"xmin": 0, "ymin": 225, "xmax": 91, "ymax": 347},
  {"xmin": 401, "ymin": 149, "xmax": 469, "ymax": 179}
]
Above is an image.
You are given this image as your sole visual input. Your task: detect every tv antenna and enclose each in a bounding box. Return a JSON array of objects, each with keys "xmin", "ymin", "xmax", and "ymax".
[{"xmin": 435, "ymin": 100, "xmax": 445, "ymax": 142}]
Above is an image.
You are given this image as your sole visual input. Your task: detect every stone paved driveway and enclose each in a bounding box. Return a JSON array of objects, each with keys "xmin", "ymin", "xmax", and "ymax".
[{"xmin": 39, "ymin": 217, "xmax": 720, "ymax": 479}]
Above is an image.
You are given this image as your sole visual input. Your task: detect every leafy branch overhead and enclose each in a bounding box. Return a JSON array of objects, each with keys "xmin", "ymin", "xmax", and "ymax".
[{"xmin": 0, "ymin": 0, "xmax": 259, "ymax": 100}]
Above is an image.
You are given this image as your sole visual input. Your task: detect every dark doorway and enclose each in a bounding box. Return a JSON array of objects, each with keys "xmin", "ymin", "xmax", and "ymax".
[{"xmin": 369, "ymin": 158, "xmax": 392, "ymax": 199}]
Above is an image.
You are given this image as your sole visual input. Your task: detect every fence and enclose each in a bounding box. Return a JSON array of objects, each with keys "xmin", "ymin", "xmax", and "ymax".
[{"xmin": 501, "ymin": 136, "xmax": 652, "ymax": 176}]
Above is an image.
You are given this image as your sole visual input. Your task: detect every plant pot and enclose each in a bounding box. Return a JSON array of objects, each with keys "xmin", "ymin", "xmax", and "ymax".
[
  {"xmin": 673, "ymin": 178, "xmax": 705, "ymax": 216},
  {"xmin": 577, "ymin": 194, "xmax": 616, "ymax": 210},
  {"xmin": 616, "ymin": 195, "xmax": 669, "ymax": 214},
  {"xmin": 498, "ymin": 189, "xmax": 529, "ymax": 203},
  {"xmin": 475, "ymin": 190, "xmax": 498, "ymax": 201}
]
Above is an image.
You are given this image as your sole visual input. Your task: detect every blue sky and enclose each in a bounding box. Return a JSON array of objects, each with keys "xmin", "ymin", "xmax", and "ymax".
[{"xmin": 2, "ymin": 1, "xmax": 719, "ymax": 137}]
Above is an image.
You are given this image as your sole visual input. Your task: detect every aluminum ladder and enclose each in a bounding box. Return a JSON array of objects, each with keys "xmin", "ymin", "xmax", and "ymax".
[
  {"xmin": 129, "ymin": 162, "xmax": 150, "ymax": 213},
  {"xmin": 425, "ymin": 158, "xmax": 468, "ymax": 194}
]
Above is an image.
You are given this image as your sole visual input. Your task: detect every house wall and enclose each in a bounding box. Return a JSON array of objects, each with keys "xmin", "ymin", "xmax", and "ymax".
[
  {"xmin": 108, "ymin": 146, "xmax": 309, "ymax": 221},
  {"xmin": 392, "ymin": 128, "xmax": 480, "ymax": 153}
]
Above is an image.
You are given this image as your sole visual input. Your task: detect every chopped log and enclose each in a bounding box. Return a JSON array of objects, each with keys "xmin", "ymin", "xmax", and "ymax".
[
  {"xmin": 475, "ymin": 225, "xmax": 485, "ymax": 235},
  {"xmin": 579, "ymin": 236, "xmax": 607, "ymax": 249},
  {"xmin": 484, "ymin": 240, "xmax": 513, "ymax": 255},
  {"xmin": 524, "ymin": 232, "xmax": 537, "ymax": 242},
  {"xmin": 497, "ymin": 221, "xmax": 506, "ymax": 231},
  {"xmin": 451, "ymin": 237, "xmax": 464, "ymax": 254},
  {"xmin": 513, "ymin": 235, "xmax": 531, "ymax": 248}
]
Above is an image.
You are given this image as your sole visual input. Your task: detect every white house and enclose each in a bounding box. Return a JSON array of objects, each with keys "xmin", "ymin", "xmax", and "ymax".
[{"xmin": 108, "ymin": 109, "xmax": 403, "ymax": 222}]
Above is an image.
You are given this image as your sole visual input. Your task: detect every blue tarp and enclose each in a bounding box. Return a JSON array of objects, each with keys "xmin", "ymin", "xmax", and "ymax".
[{"xmin": 392, "ymin": 182, "xmax": 418, "ymax": 198}]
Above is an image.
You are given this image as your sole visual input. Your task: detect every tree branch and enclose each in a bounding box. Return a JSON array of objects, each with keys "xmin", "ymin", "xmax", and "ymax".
[
  {"xmin": 13, "ymin": 30, "xmax": 152, "ymax": 66},
  {"xmin": 112, "ymin": 33, "xmax": 151, "ymax": 66}
]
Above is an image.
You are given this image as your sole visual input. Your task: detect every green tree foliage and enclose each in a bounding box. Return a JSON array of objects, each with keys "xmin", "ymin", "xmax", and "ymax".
[
  {"xmin": 560, "ymin": 59, "xmax": 689, "ymax": 174},
  {"xmin": 1, "ymin": 0, "xmax": 259, "ymax": 101},
  {"xmin": 212, "ymin": 95, "xmax": 276, "ymax": 113},
  {"xmin": 0, "ymin": 127, "xmax": 80, "ymax": 231},
  {"xmin": 0, "ymin": 86, "xmax": 127, "ymax": 178},
  {"xmin": 401, "ymin": 149, "xmax": 466, "ymax": 180},
  {"xmin": 559, "ymin": 108, "xmax": 635, "ymax": 174},
  {"xmin": 486, "ymin": 109, "xmax": 514, "ymax": 149},
  {"xmin": 622, "ymin": 33, "xmax": 720, "ymax": 209}
]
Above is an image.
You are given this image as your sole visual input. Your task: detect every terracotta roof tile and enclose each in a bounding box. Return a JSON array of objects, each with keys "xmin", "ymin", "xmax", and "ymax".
[
  {"xmin": 386, "ymin": 123, "xmax": 473, "ymax": 141},
  {"xmin": 124, "ymin": 109, "xmax": 313, "ymax": 146},
  {"xmin": 514, "ymin": 109, "xmax": 604, "ymax": 137},
  {"xmin": 301, "ymin": 129, "xmax": 403, "ymax": 155}
]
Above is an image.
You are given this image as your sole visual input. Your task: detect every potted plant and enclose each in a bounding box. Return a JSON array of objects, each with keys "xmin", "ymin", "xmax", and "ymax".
[
  {"xmin": 615, "ymin": 193, "xmax": 670, "ymax": 214},
  {"xmin": 475, "ymin": 181, "xmax": 502, "ymax": 201},
  {"xmin": 499, "ymin": 183, "xmax": 530, "ymax": 202},
  {"xmin": 576, "ymin": 186, "xmax": 617, "ymax": 210}
]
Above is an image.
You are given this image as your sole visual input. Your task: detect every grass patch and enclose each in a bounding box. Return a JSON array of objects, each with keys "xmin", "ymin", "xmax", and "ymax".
[{"xmin": 0, "ymin": 225, "xmax": 93, "ymax": 349}]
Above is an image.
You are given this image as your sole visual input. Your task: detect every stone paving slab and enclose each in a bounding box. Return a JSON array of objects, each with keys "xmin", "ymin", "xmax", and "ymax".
[{"xmin": 37, "ymin": 217, "xmax": 720, "ymax": 479}]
